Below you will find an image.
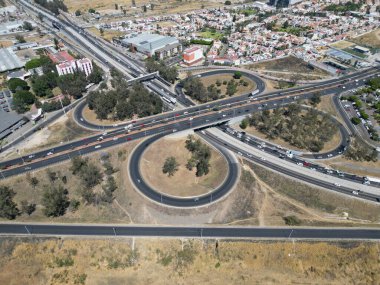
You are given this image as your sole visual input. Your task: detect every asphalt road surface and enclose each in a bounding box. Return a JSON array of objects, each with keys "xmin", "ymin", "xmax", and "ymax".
[{"xmin": 0, "ymin": 224, "xmax": 379, "ymax": 239}]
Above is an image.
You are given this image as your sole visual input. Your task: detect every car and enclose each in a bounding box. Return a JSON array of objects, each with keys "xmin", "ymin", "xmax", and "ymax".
[
  {"xmin": 172, "ymin": 129, "xmax": 177, "ymax": 132},
  {"xmin": 28, "ymin": 154, "xmax": 35, "ymax": 159},
  {"xmin": 327, "ymin": 154, "xmax": 333, "ymax": 158},
  {"xmin": 97, "ymin": 136, "xmax": 103, "ymax": 141},
  {"xmin": 46, "ymin": 152, "xmax": 53, "ymax": 156},
  {"xmin": 102, "ymin": 132, "xmax": 108, "ymax": 136},
  {"xmin": 113, "ymin": 137, "xmax": 119, "ymax": 141},
  {"xmin": 260, "ymin": 157, "xmax": 266, "ymax": 161},
  {"xmin": 334, "ymin": 183, "xmax": 341, "ymax": 187},
  {"xmin": 247, "ymin": 154, "xmax": 253, "ymax": 158},
  {"xmin": 237, "ymin": 152, "xmax": 243, "ymax": 156},
  {"xmin": 94, "ymin": 145, "xmax": 102, "ymax": 149},
  {"xmin": 24, "ymin": 166, "xmax": 32, "ymax": 170},
  {"xmin": 189, "ymin": 117, "xmax": 193, "ymax": 121},
  {"xmin": 80, "ymin": 118, "xmax": 84, "ymax": 122},
  {"xmin": 112, "ymin": 124, "xmax": 118, "ymax": 127},
  {"xmin": 352, "ymin": 190, "xmax": 359, "ymax": 195},
  {"xmin": 296, "ymin": 162, "xmax": 303, "ymax": 166}
]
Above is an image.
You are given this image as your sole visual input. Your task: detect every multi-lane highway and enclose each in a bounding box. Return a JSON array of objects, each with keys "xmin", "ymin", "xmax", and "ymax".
[{"xmin": 1, "ymin": 224, "xmax": 379, "ymax": 239}]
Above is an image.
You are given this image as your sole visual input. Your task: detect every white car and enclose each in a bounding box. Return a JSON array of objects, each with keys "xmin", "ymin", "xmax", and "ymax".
[
  {"xmin": 260, "ymin": 157, "xmax": 266, "ymax": 161},
  {"xmin": 46, "ymin": 152, "xmax": 53, "ymax": 156},
  {"xmin": 334, "ymin": 183, "xmax": 341, "ymax": 187},
  {"xmin": 296, "ymin": 162, "xmax": 303, "ymax": 166},
  {"xmin": 95, "ymin": 145, "xmax": 102, "ymax": 149},
  {"xmin": 352, "ymin": 190, "xmax": 359, "ymax": 195},
  {"xmin": 237, "ymin": 152, "xmax": 243, "ymax": 156},
  {"xmin": 113, "ymin": 137, "xmax": 119, "ymax": 141}
]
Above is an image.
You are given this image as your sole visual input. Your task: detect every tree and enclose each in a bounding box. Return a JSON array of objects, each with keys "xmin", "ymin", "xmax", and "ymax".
[
  {"xmin": 53, "ymin": 38, "xmax": 59, "ymax": 50},
  {"xmin": 75, "ymin": 9, "xmax": 81, "ymax": 16},
  {"xmin": 351, "ymin": 117, "xmax": 361, "ymax": 125},
  {"xmin": 79, "ymin": 163, "xmax": 103, "ymax": 188},
  {"xmin": 162, "ymin": 157, "xmax": 179, "ymax": 177},
  {"xmin": 13, "ymin": 90, "xmax": 36, "ymax": 113},
  {"xmin": 15, "ymin": 35, "xmax": 26, "ymax": 43},
  {"xmin": 23, "ymin": 21, "xmax": 34, "ymax": 31},
  {"xmin": 88, "ymin": 8, "xmax": 96, "ymax": 13},
  {"xmin": 87, "ymin": 62, "xmax": 103, "ymax": 84},
  {"xmin": 240, "ymin": 118, "xmax": 248, "ymax": 129},
  {"xmin": 132, "ymin": 0, "xmax": 136, "ymax": 7},
  {"xmin": 7, "ymin": 78, "xmax": 28, "ymax": 93},
  {"xmin": 224, "ymin": 0, "xmax": 231, "ymax": 5},
  {"xmin": 20, "ymin": 200, "xmax": 36, "ymax": 216},
  {"xmin": 0, "ymin": 186, "xmax": 19, "ymax": 220},
  {"xmin": 27, "ymin": 176, "xmax": 39, "ymax": 188},
  {"xmin": 115, "ymin": 3, "xmax": 118, "ymax": 10},
  {"xmin": 42, "ymin": 184, "xmax": 70, "ymax": 217},
  {"xmin": 310, "ymin": 93, "xmax": 321, "ymax": 106},
  {"xmin": 102, "ymin": 176, "xmax": 117, "ymax": 203},
  {"xmin": 38, "ymin": 12, "xmax": 44, "ymax": 21},
  {"xmin": 99, "ymin": 28, "xmax": 104, "ymax": 36},
  {"xmin": 233, "ymin": 71, "xmax": 242, "ymax": 79},
  {"xmin": 142, "ymin": 5, "xmax": 147, "ymax": 12},
  {"xmin": 70, "ymin": 156, "xmax": 88, "ymax": 175},
  {"xmin": 282, "ymin": 20, "xmax": 289, "ymax": 29}
]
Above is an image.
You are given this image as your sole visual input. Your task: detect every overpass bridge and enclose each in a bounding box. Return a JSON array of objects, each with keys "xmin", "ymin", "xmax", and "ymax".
[{"xmin": 127, "ymin": 71, "xmax": 159, "ymax": 85}]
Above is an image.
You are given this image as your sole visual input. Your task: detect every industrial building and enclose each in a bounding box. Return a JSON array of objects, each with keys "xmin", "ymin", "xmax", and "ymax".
[
  {"xmin": 183, "ymin": 47, "xmax": 204, "ymax": 66},
  {"xmin": 0, "ymin": 48, "xmax": 25, "ymax": 73},
  {"xmin": 0, "ymin": 108, "xmax": 27, "ymax": 140},
  {"xmin": 121, "ymin": 33, "xmax": 182, "ymax": 59}
]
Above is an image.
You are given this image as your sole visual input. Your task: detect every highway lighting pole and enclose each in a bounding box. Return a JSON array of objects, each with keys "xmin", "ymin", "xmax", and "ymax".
[
  {"xmin": 58, "ymin": 96, "xmax": 66, "ymax": 117},
  {"xmin": 113, "ymin": 227, "xmax": 117, "ymax": 236},
  {"xmin": 0, "ymin": 170, "xmax": 5, "ymax": 179}
]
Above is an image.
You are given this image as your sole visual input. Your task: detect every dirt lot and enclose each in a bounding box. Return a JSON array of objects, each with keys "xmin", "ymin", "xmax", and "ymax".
[
  {"xmin": 200, "ymin": 73, "xmax": 257, "ymax": 98},
  {"xmin": 330, "ymin": 40, "xmax": 356, "ymax": 49},
  {"xmin": 351, "ymin": 29, "xmax": 380, "ymax": 49},
  {"xmin": 245, "ymin": 56, "xmax": 330, "ymax": 79},
  {"xmin": 87, "ymin": 27, "xmax": 124, "ymax": 42},
  {"xmin": 0, "ymin": 237, "xmax": 379, "ymax": 285},
  {"xmin": 82, "ymin": 105, "xmax": 125, "ymax": 126},
  {"xmin": 140, "ymin": 134, "xmax": 228, "ymax": 197},
  {"xmin": 65, "ymin": 0, "xmax": 224, "ymax": 16}
]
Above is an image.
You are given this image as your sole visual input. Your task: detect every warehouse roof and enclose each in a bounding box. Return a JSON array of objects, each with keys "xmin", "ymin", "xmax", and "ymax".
[
  {"xmin": 0, "ymin": 109, "xmax": 24, "ymax": 139},
  {"xmin": 0, "ymin": 48, "xmax": 24, "ymax": 72},
  {"xmin": 122, "ymin": 33, "xmax": 179, "ymax": 53}
]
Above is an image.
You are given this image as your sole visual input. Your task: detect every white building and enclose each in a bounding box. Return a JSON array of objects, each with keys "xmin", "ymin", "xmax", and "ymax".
[
  {"xmin": 56, "ymin": 59, "xmax": 93, "ymax": 76},
  {"xmin": 183, "ymin": 46, "xmax": 204, "ymax": 65},
  {"xmin": 76, "ymin": 58, "xmax": 93, "ymax": 76}
]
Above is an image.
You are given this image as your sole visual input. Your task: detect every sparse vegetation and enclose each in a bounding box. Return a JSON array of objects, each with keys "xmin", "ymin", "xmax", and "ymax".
[
  {"xmin": 145, "ymin": 58, "xmax": 178, "ymax": 83},
  {"xmin": 344, "ymin": 138, "xmax": 378, "ymax": 162},
  {"xmin": 283, "ymin": 215, "xmax": 301, "ymax": 226},
  {"xmin": 247, "ymin": 104, "xmax": 338, "ymax": 152},
  {"xmin": 41, "ymin": 184, "xmax": 70, "ymax": 217}
]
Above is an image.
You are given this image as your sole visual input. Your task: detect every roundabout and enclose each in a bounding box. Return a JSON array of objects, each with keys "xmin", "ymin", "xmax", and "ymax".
[
  {"xmin": 139, "ymin": 133, "xmax": 229, "ymax": 198},
  {"xmin": 128, "ymin": 131, "xmax": 240, "ymax": 207}
]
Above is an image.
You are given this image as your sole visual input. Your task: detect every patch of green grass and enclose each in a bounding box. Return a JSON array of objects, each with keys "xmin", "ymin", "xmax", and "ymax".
[
  {"xmin": 200, "ymin": 29, "xmax": 224, "ymax": 40},
  {"xmin": 342, "ymin": 48, "xmax": 367, "ymax": 59}
]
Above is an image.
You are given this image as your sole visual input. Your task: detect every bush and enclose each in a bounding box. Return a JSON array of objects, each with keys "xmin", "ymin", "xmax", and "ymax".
[
  {"xmin": 351, "ymin": 117, "xmax": 361, "ymax": 125},
  {"xmin": 240, "ymin": 118, "xmax": 248, "ymax": 129},
  {"xmin": 283, "ymin": 215, "xmax": 301, "ymax": 226},
  {"xmin": 233, "ymin": 71, "xmax": 242, "ymax": 79},
  {"xmin": 224, "ymin": 0, "xmax": 232, "ymax": 5}
]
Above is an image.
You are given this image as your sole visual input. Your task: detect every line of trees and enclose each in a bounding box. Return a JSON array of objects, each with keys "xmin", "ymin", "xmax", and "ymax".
[{"xmin": 185, "ymin": 135, "xmax": 212, "ymax": 177}]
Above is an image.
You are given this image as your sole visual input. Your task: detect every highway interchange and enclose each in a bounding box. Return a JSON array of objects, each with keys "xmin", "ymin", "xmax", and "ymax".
[{"xmin": 0, "ymin": 0, "xmax": 380, "ymax": 239}]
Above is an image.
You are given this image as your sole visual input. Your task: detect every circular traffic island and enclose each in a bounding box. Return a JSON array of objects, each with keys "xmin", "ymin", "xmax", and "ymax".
[{"xmin": 139, "ymin": 133, "xmax": 228, "ymax": 198}]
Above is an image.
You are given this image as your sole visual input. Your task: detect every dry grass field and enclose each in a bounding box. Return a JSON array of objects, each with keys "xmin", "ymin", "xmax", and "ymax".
[
  {"xmin": 65, "ymin": 0, "xmax": 225, "ymax": 16},
  {"xmin": 0, "ymin": 237, "xmax": 379, "ymax": 285},
  {"xmin": 351, "ymin": 29, "xmax": 380, "ymax": 49},
  {"xmin": 330, "ymin": 40, "xmax": 356, "ymax": 49},
  {"xmin": 246, "ymin": 56, "xmax": 330, "ymax": 78},
  {"xmin": 200, "ymin": 73, "xmax": 257, "ymax": 98},
  {"xmin": 87, "ymin": 27, "xmax": 124, "ymax": 42},
  {"xmin": 140, "ymin": 134, "xmax": 228, "ymax": 197}
]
